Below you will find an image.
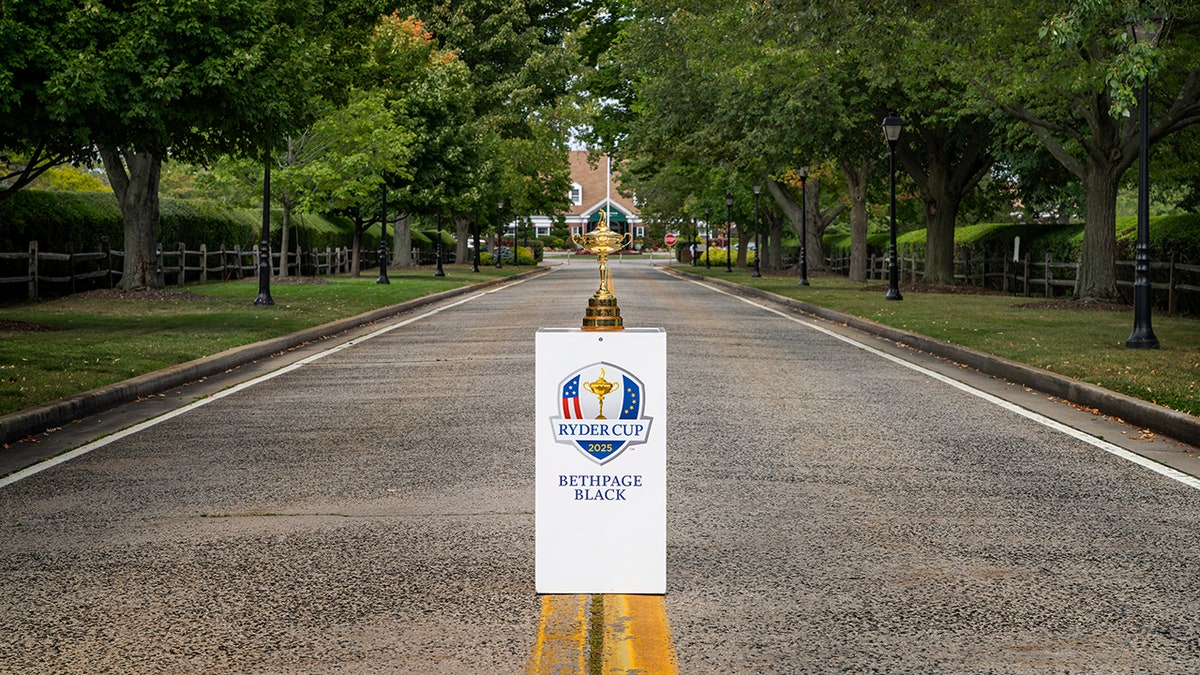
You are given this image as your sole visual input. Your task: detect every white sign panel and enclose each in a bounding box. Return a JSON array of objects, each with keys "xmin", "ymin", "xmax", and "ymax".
[{"xmin": 535, "ymin": 328, "xmax": 666, "ymax": 594}]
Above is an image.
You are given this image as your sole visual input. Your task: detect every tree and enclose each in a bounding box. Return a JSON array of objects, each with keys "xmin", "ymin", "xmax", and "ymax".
[
  {"xmin": 31, "ymin": 0, "xmax": 328, "ymax": 289},
  {"xmin": 0, "ymin": 0, "xmax": 87, "ymax": 203},
  {"xmin": 974, "ymin": 0, "xmax": 1200, "ymax": 300},
  {"xmin": 273, "ymin": 89, "xmax": 415, "ymax": 277}
]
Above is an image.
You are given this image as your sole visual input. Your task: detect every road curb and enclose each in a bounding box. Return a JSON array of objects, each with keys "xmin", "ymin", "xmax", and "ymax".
[
  {"xmin": 664, "ymin": 267, "xmax": 1200, "ymax": 445},
  {"xmin": 1, "ymin": 269, "xmax": 550, "ymax": 446}
]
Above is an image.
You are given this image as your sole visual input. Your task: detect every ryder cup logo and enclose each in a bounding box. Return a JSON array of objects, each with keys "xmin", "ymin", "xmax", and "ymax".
[{"xmin": 551, "ymin": 362, "xmax": 653, "ymax": 464}]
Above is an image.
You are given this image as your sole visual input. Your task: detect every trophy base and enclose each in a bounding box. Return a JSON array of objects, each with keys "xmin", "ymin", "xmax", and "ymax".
[{"xmin": 582, "ymin": 295, "xmax": 624, "ymax": 331}]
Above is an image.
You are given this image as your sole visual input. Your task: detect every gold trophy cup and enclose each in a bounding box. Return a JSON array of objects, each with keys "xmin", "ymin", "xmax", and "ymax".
[
  {"xmin": 582, "ymin": 368, "xmax": 617, "ymax": 419},
  {"xmin": 572, "ymin": 210, "xmax": 633, "ymax": 330}
]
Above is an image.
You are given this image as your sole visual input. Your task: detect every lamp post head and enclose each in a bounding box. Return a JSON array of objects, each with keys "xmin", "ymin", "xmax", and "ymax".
[
  {"xmin": 753, "ymin": 182, "xmax": 762, "ymax": 196},
  {"xmin": 1128, "ymin": 15, "xmax": 1166, "ymax": 45},
  {"xmin": 799, "ymin": 166, "xmax": 808, "ymax": 184},
  {"xmin": 725, "ymin": 192, "xmax": 733, "ymax": 207},
  {"xmin": 882, "ymin": 112, "xmax": 903, "ymax": 145}
]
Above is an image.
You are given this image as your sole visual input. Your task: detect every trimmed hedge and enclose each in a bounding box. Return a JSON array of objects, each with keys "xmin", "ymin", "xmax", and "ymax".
[
  {"xmin": 0, "ymin": 190, "xmax": 122, "ymax": 251},
  {"xmin": 822, "ymin": 216, "xmax": 1200, "ymax": 264},
  {"xmin": 0, "ymin": 189, "xmax": 356, "ymax": 253}
]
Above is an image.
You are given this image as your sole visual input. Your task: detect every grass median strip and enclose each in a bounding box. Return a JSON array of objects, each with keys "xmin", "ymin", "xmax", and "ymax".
[
  {"xmin": 0, "ymin": 269, "xmax": 525, "ymax": 417},
  {"xmin": 680, "ymin": 268, "xmax": 1200, "ymax": 418}
]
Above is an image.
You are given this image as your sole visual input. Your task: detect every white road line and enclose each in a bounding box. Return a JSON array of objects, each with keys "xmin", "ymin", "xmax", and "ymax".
[
  {"xmin": 680, "ymin": 275, "xmax": 1200, "ymax": 492},
  {"xmin": 0, "ymin": 279, "xmax": 531, "ymax": 490}
]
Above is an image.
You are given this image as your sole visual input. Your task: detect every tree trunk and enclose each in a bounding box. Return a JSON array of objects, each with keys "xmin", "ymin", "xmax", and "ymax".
[
  {"xmin": 1075, "ymin": 163, "xmax": 1121, "ymax": 300},
  {"xmin": 736, "ymin": 225, "xmax": 750, "ymax": 267},
  {"xmin": 393, "ymin": 212, "xmax": 413, "ymax": 267},
  {"xmin": 454, "ymin": 216, "xmax": 470, "ymax": 264},
  {"xmin": 895, "ymin": 119, "xmax": 993, "ymax": 286},
  {"xmin": 766, "ymin": 178, "xmax": 802, "ymax": 269},
  {"xmin": 278, "ymin": 188, "xmax": 293, "ymax": 279},
  {"xmin": 350, "ymin": 211, "xmax": 364, "ymax": 277},
  {"xmin": 807, "ymin": 179, "xmax": 833, "ymax": 272},
  {"xmin": 769, "ymin": 215, "xmax": 783, "ymax": 271},
  {"xmin": 923, "ymin": 189, "xmax": 959, "ymax": 285},
  {"xmin": 277, "ymin": 139, "xmax": 297, "ymax": 279},
  {"xmin": 842, "ymin": 161, "xmax": 870, "ymax": 283},
  {"xmin": 99, "ymin": 145, "xmax": 163, "ymax": 290}
]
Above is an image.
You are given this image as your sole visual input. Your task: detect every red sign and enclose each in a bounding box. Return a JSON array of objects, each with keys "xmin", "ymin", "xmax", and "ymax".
[{"xmin": 664, "ymin": 233, "xmax": 677, "ymax": 246}]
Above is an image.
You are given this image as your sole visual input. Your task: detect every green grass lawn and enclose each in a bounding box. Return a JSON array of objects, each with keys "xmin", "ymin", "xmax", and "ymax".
[
  {"xmin": 683, "ymin": 267, "xmax": 1200, "ymax": 418},
  {"xmin": 0, "ymin": 267, "xmax": 524, "ymax": 416}
]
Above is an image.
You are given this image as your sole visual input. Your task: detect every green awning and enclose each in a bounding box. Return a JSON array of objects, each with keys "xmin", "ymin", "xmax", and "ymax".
[{"xmin": 588, "ymin": 209, "xmax": 628, "ymax": 224}]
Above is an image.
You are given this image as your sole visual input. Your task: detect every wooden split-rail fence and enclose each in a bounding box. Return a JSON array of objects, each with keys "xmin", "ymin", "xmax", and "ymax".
[
  {"xmin": 822, "ymin": 248, "xmax": 1200, "ymax": 313},
  {"xmin": 0, "ymin": 240, "xmax": 382, "ymax": 301}
]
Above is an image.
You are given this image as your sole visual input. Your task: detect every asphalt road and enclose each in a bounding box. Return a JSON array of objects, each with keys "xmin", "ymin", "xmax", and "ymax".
[{"xmin": 2, "ymin": 258, "xmax": 1198, "ymax": 673}]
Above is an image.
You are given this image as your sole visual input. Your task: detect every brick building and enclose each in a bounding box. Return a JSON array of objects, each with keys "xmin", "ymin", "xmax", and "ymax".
[{"xmin": 525, "ymin": 151, "xmax": 643, "ymax": 241}]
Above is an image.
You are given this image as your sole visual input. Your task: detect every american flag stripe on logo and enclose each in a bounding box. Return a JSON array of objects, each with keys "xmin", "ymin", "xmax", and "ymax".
[{"xmin": 562, "ymin": 375, "xmax": 583, "ymax": 419}]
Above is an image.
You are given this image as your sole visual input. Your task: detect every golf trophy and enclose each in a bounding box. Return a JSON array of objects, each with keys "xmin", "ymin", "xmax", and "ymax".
[{"xmin": 571, "ymin": 210, "xmax": 633, "ymax": 330}]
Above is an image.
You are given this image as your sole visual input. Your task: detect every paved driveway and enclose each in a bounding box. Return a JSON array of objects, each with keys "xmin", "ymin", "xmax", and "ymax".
[{"xmin": 2, "ymin": 258, "xmax": 1198, "ymax": 673}]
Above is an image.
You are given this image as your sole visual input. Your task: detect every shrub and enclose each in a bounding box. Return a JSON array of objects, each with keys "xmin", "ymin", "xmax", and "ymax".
[
  {"xmin": 514, "ymin": 246, "xmax": 536, "ymax": 265},
  {"xmin": 697, "ymin": 248, "xmax": 756, "ymax": 266}
]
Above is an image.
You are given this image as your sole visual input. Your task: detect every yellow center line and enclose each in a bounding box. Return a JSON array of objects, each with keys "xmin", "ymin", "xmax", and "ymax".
[
  {"xmin": 602, "ymin": 594, "xmax": 679, "ymax": 674},
  {"xmin": 526, "ymin": 594, "xmax": 678, "ymax": 675},
  {"xmin": 527, "ymin": 594, "xmax": 588, "ymax": 674}
]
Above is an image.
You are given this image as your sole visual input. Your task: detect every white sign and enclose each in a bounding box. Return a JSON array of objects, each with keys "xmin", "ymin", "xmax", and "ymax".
[{"xmin": 535, "ymin": 328, "xmax": 667, "ymax": 594}]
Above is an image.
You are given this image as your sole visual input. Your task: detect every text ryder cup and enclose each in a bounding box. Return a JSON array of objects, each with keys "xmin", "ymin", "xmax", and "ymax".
[
  {"xmin": 555, "ymin": 422, "xmax": 648, "ymax": 438},
  {"xmin": 559, "ymin": 474, "xmax": 643, "ymax": 501}
]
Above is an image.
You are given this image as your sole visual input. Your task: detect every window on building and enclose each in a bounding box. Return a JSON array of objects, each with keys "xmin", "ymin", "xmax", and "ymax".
[{"xmin": 569, "ymin": 184, "xmax": 582, "ymax": 206}]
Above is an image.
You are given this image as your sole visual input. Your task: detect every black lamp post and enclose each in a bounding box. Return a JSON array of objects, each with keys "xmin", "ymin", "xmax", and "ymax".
[
  {"xmin": 376, "ymin": 184, "xmax": 390, "ymax": 284},
  {"xmin": 1126, "ymin": 16, "xmax": 1164, "ymax": 349},
  {"xmin": 705, "ymin": 207, "xmax": 712, "ymax": 269},
  {"xmin": 691, "ymin": 217, "xmax": 697, "ymax": 267},
  {"xmin": 512, "ymin": 217, "xmax": 520, "ymax": 267},
  {"xmin": 798, "ymin": 167, "xmax": 810, "ymax": 286},
  {"xmin": 724, "ymin": 192, "xmax": 733, "ymax": 273},
  {"xmin": 434, "ymin": 214, "xmax": 445, "ymax": 277},
  {"xmin": 495, "ymin": 200, "xmax": 504, "ymax": 269},
  {"xmin": 882, "ymin": 112, "xmax": 903, "ymax": 301},
  {"xmin": 254, "ymin": 147, "xmax": 274, "ymax": 306},
  {"xmin": 752, "ymin": 182, "xmax": 762, "ymax": 278},
  {"xmin": 472, "ymin": 209, "xmax": 481, "ymax": 273}
]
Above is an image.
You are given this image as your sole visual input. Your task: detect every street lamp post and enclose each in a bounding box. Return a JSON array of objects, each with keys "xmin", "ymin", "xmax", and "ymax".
[
  {"xmin": 513, "ymin": 217, "xmax": 520, "ymax": 267},
  {"xmin": 724, "ymin": 192, "xmax": 733, "ymax": 273},
  {"xmin": 691, "ymin": 217, "xmax": 697, "ymax": 267},
  {"xmin": 882, "ymin": 112, "xmax": 903, "ymax": 301},
  {"xmin": 705, "ymin": 207, "xmax": 712, "ymax": 269},
  {"xmin": 254, "ymin": 148, "xmax": 274, "ymax": 306},
  {"xmin": 752, "ymin": 182, "xmax": 762, "ymax": 278},
  {"xmin": 434, "ymin": 214, "xmax": 445, "ymax": 277},
  {"xmin": 1126, "ymin": 16, "xmax": 1163, "ymax": 349},
  {"xmin": 495, "ymin": 200, "xmax": 504, "ymax": 269},
  {"xmin": 798, "ymin": 167, "xmax": 810, "ymax": 286},
  {"xmin": 376, "ymin": 184, "xmax": 390, "ymax": 284}
]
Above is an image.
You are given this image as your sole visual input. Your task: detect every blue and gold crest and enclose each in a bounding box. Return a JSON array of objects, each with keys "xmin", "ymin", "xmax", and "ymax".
[{"xmin": 551, "ymin": 361, "xmax": 652, "ymax": 464}]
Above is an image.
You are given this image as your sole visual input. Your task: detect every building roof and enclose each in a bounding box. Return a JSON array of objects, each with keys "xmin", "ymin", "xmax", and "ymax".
[{"xmin": 567, "ymin": 151, "xmax": 639, "ymax": 220}]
